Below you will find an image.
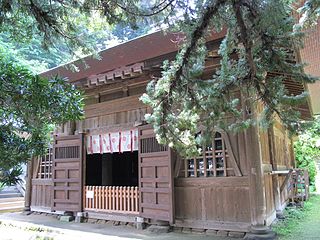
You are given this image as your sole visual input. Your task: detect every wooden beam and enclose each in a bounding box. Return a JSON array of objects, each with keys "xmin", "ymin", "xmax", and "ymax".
[
  {"xmin": 280, "ymin": 169, "xmax": 293, "ymax": 193},
  {"xmin": 84, "ymin": 75, "xmax": 151, "ymax": 97},
  {"xmin": 175, "ymin": 176, "xmax": 249, "ymax": 187}
]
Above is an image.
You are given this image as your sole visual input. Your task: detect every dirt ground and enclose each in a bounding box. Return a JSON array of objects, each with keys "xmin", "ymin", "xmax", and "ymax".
[
  {"xmin": 0, "ymin": 212, "xmax": 234, "ymax": 240},
  {"xmin": 2, "ymin": 195, "xmax": 320, "ymax": 240}
]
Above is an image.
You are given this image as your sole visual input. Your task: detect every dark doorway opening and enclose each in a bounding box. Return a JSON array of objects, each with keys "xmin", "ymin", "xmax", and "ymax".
[{"xmin": 86, "ymin": 151, "xmax": 138, "ymax": 186}]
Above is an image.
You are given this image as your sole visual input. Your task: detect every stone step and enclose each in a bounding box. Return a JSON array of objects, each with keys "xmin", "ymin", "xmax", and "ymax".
[
  {"xmin": 0, "ymin": 192, "xmax": 23, "ymax": 198},
  {"xmin": 0, "ymin": 199, "xmax": 24, "ymax": 213},
  {"xmin": 0, "ymin": 188, "xmax": 21, "ymax": 192},
  {"xmin": 0, "ymin": 190, "xmax": 20, "ymax": 194},
  {"xmin": 0, "ymin": 200, "xmax": 24, "ymax": 209},
  {"xmin": 0, "ymin": 197, "xmax": 24, "ymax": 203},
  {"xmin": 0, "ymin": 185, "xmax": 25, "ymax": 213},
  {"xmin": 0, "ymin": 186, "xmax": 19, "ymax": 191},
  {"xmin": 0, "ymin": 185, "xmax": 22, "ymax": 197},
  {"xmin": 0, "ymin": 205, "xmax": 24, "ymax": 213}
]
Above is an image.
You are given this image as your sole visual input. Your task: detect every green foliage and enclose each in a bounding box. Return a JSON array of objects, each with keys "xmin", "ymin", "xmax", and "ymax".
[
  {"xmin": 273, "ymin": 205, "xmax": 308, "ymax": 237},
  {"xmin": 298, "ymin": 0, "xmax": 320, "ymax": 28},
  {"xmin": 0, "ymin": 16, "xmax": 117, "ymax": 73},
  {"xmin": 0, "ymin": 1, "xmax": 160, "ymax": 73},
  {"xmin": 0, "ymin": 46, "xmax": 84, "ymax": 183},
  {"xmin": 0, "ymin": 1, "xmax": 168, "ymax": 72},
  {"xmin": 0, "ymin": 167, "xmax": 23, "ymax": 186},
  {"xmin": 273, "ymin": 195, "xmax": 320, "ymax": 238},
  {"xmin": 0, "ymin": 182, "xmax": 5, "ymax": 191},
  {"xmin": 294, "ymin": 117, "xmax": 320, "ymax": 185},
  {"xmin": 273, "ymin": 207, "xmax": 306, "ymax": 236},
  {"xmin": 142, "ymin": 0, "xmax": 317, "ymax": 157},
  {"xmin": 0, "ymin": 1, "xmax": 103, "ymax": 55}
]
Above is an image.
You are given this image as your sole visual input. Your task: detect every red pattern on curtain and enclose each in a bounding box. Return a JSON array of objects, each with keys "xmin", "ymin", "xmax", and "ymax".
[{"xmin": 86, "ymin": 129, "xmax": 139, "ymax": 154}]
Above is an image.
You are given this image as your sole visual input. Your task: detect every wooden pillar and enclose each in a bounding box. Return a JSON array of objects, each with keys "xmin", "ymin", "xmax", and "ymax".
[
  {"xmin": 268, "ymin": 127, "xmax": 282, "ymax": 213},
  {"xmin": 240, "ymin": 93, "xmax": 266, "ymax": 227},
  {"xmin": 77, "ymin": 120, "xmax": 85, "ymax": 134},
  {"xmin": 243, "ymin": 97, "xmax": 276, "ymax": 239},
  {"xmin": 24, "ymin": 158, "xmax": 33, "ymax": 211},
  {"xmin": 67, "ymin": 121, "xmax": 76, "ymax": 135},
  {"xmin": 245, "ymin": 124, "xmax": 266, "ymax": 226}
]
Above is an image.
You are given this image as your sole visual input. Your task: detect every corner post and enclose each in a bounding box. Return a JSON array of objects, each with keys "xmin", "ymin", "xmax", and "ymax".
[
  {"xmin": 24, "ymin": 158, "xmax": 33, "ymax": 212},
  {"xmin": 243, "ymin": 99, "xmax": 276, "ymax": 240}
]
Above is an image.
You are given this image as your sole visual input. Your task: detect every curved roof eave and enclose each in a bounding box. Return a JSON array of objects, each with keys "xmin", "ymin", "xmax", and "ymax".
[{"xmin": 40, "ymin": 29, "xmax": 226, "ymax": 83}]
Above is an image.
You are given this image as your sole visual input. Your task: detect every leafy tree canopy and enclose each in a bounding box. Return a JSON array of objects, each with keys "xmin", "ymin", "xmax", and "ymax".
[
  {"xmin": 298, "ymin": 0, "xmax": 320, "ymax": 27},
  {"xmin": 294, "ymin": 116, "xmax": 320, "ymax": 185},
  {"xmin": 0, "ymin": 45, "xmax": 84, "ymax": 183},
  {"xmin": 140, "ymin": 0, "xmax": 319, "ymax": 156}
]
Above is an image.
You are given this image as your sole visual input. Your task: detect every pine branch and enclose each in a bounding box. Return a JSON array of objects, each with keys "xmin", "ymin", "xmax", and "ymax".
[
  {"xmin": 172, "ymin": 0, "xmax": 227, "ymax": 90},
  {"xmin": 232, "ymin": 0, "xmax": 256, "ymax": 80},
  {"xmin": 115, "ymin": 0, "xmax": 176, "ymax": 17},
  {"xmin": 156, "ymin": 0, "xmax": 227, "ymax": 136}
]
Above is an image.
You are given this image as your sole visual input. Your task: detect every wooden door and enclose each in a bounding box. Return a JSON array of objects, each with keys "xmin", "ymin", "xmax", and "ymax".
[
  {"xmin": 52, "ymin": 134, "xmax": 84, "ymax": 212},
  {"xmin": 138, "ymin": 125, "xmax": 174, "ymax": 223}
]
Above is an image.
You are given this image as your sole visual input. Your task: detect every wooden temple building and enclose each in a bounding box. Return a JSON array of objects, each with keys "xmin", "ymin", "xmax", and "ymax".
[{"xmin": 25, "ymin": 30, "xmax": 316, "ymax": 235}]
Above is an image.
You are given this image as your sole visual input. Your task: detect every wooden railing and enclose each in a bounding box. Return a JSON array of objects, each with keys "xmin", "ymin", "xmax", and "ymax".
[{"xmin": 84, "ymin": 186, "xmax": 139, "ymax": 214}]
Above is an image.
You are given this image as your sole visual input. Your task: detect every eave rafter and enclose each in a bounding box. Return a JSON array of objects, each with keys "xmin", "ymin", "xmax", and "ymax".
[{"xmin": 85, "ymin": 62, "xmax": 145, "ymax": 88}]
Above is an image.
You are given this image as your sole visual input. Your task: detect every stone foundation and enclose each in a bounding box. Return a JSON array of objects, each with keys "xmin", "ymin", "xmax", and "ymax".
[
  {"xmin": 30, "ymin": 212, "xmax": 247, "ymax": 238},
  {"xmin": 172, "ymin": 226, "xmax": 245, "ymax": 238}
]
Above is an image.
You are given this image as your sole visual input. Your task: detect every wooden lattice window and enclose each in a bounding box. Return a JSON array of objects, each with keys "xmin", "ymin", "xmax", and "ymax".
[
  {"xmin": 37, "ymin": 148, "xmax": 53, "ymax": 179},
  {"xmin": 55, "ymin": 146, "xmax": 80, "ymax": 159},
  {"xmin": 182, "ymin": 131, "xmax": 241, "ymax": 178},
  {"xmin": 140, "ymin": 137, "xmax": 168, "ymax": 153}
]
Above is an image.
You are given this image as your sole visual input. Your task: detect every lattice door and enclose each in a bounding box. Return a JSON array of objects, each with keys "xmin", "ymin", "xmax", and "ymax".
[
  {"xmin": 138, "ymin": 125, "xmax": 174, "ymax": 223},
  {"xmin": 52, "ymin": 134, "xmax": 84, "ymax": 212}
]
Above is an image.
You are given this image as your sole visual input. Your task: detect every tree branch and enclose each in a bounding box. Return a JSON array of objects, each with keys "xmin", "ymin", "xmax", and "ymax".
[
  {"xmin": 115, "ymin": 0, "xmax": 176, "ymax": 17},
  {"xmin": 158, "ymin": 0, "xmax": 226, "ymax": 132},
  {"xmin": 232, "ymin": 0, "xmax": 256, "ymax": 80}
]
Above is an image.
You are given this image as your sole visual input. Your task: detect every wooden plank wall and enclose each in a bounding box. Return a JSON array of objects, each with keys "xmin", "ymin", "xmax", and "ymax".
[
  {"xmin": 264, "ymin": 175, "xmax": 275, "ymax": 220},
  {"xmin": 273, "ymin": 120, "xmax": 294, "ymax": 207},
  {"xmin": 54, "ymin": 80, "xmax": 150, "ymax": 135},
  {"xmin": 279, "ymin": 175, "xmax": 290, "ymax": 205},
  {"xmin": 273, "ymin": 121, "xmax": 294, "ymax": 206},
  {"xmin": 258, "ymin": 113, "xmax": 295, "ymax": 222},
  {"xmin": 273, "ymin": 122, "xmax": 294, "ymax": 169},
  {"xmin": 175, "ymin": 130, "xmax": 251, "ymax": 231},
  {"xmin": 228, "ymin": 131, "xmax": 248, "ymax": 176},
  {"xmin": 175, "ymin": 177, "xmax": 251, "ymax": 231},
  {"xmin": 81, "ymin": 95, "xmax": 150, "ymax": 134},
  {"xmin": 31, "ymin": 179, "xmax": 53, "ymax": 211}
]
